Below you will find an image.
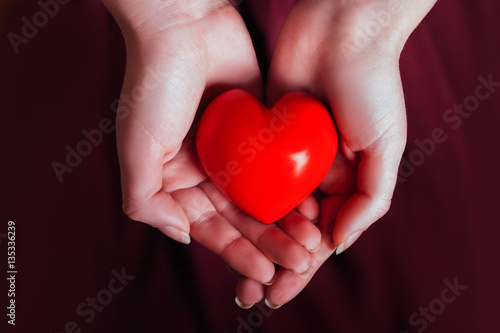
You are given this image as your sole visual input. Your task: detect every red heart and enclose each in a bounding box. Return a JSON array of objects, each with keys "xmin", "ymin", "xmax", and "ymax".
[{"xmin": 196, "ymin": 89, "xmax": 337, "ymax": 223}]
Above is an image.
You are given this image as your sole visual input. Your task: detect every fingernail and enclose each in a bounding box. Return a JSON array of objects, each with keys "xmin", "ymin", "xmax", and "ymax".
[
  {"xmin": 235, "ymin": 297, "xmax": 254, "ymax": 309},
  {"xmin": 226, "ymin": 265, "xmax": 240, "ymax": 276},
  {"xmin": 263, "ymin": 274, "xmax": 276, "ymax": 286},
  {"xmin": 160, "ymin": 226, "xmax": 191, "ymax": 245},
  {"xmin": 264, "ymin": 298, "xmax": 282, "ymax": 309},
  {"xmin": 307, "ymin": 242, "xmax": 321, "ymax": 253},
  {"xmin": 335, "ymin": 231, "xmax": 362, "ymax": 255},
  {"xmin": 294, "ymin": 260, "xmax": 311, "ymax": 276},
  {"xmin": 297, "ymin": 265, "xmax": 311, "ymax": 277},
  {"xmin": 294, "ymin": 266, "xmax": 310, "ymax": 276}
]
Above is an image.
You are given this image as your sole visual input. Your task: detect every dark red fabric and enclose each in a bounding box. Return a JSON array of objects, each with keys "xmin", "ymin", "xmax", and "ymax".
[{"xmin": 1, "ymin": 0, "xmax": 499, "ymax": 332}]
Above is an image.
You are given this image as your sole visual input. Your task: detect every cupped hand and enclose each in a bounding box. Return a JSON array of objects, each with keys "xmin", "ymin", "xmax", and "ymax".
[
  {"xmin": 235, "ymin": 0, "xmax": 437, "ymax": 307},
  {"xmin": 102, "ymin": 0, "xmax": 321, "ymax": 285}
]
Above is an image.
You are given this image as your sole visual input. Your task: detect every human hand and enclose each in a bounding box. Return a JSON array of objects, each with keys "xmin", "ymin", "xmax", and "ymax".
[
  {"xmin": 102, "ymin": 0, "xmax": 321, "ymax": 285},
  {"xmin": 235, "ymin": 0, "xmax": 437, "ymax": 307}
]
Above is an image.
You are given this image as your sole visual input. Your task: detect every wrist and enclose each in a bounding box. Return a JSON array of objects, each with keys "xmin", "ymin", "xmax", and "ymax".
[
  {"xmin": 296, "ymin": 0, "xmax": 437, "ymax": 57},
  {"xmin": 101, "ymin": 0, "xmax": 229, "ymax": 42}
]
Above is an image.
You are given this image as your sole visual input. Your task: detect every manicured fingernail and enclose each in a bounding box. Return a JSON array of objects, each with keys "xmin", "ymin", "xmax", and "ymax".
[
  {"xmin": 235, "ymin": 297, "xmax": 254, "ymax": 309},
  {"xmin": 265, "ymin": 298, "xmax": 282, "ymax": 309},
  {"xmin": 335, "ymin": 231, "xmax": 362, "ymax": 255},
  {"xmin": 160, "ymin": 226, "xmax": 191, "ymax": 245},
  {"xmin": 263, "ymin": 274, "xmax": 276, "ymax": 286}
]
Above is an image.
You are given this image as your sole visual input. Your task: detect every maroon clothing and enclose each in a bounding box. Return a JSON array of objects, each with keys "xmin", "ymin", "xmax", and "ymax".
[{"xmin": 1, "ymin": 0, "xmax": 499, "ymax": 332}]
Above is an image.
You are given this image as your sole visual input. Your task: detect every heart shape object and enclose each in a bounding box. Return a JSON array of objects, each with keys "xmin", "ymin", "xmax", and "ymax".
[{"xmin": 196, "ymin": 89, "xmax": 337, "ymax": 223}]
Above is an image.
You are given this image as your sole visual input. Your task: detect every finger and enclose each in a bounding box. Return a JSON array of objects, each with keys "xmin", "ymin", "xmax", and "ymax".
[
  {"xmin": 235, "ymin": 278, "xmax": 266, "ymax": 309},
  {"xmin": 332, "ymin": 138, "xmax": 404, "ymax": 254},
  {"xmin": 321, "ymin": 63, "xmax": 407, "ymax": 253},
  {"xmin": 264, "ymin": 236, "xmax": 335, "ymax": 307},
  {"xmin": 161, "ymin": 134, "xmax": 207, "ymax": 192},
  {"xmin": 200, "ymin": 181, "xmax": 312, "ymax": 275},
  {"xmin": 317, "ymin": 195, "xmax": 348, "ymax": 248},
  {"xmin": 226, "ymin": 265, "xmax": 240, "ymax": 276},
  {"xmin": 276, "ymin": 210, "xmax": 321, "ymax": 252},
  {"xmin": 295, "ymin": 194, "xmax": 320, "ymax": 222},
  {"xmin": 171, "ymin": 186, "xmax": 275, "ymax": 284},
  {"xmin": 264, "ymin": 196, "xmax": 342, "ymax": 307},
  {"xmin": 319, "ymin": 150, "xmax": 358, "ymax": 197}
]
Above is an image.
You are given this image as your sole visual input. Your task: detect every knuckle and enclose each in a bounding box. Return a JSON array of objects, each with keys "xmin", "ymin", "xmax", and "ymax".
[{"xmin": 255, "ymin": 227, "xmax": 280, "ymax": 249}]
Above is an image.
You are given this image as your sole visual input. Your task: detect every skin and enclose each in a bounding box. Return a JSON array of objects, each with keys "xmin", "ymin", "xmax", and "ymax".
[
  {"xmin": 101, "ymin": 0, "xmax": 321, "ymax": 286},
  {"xmin": 101, "ymin": 0, "xmax": 437, "ymax": 309}
]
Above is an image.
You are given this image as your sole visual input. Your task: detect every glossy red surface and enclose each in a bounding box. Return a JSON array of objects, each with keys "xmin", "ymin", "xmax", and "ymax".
[{"xmin": 196, "ymin": 89, "xmax": 338, "ymax": 223}]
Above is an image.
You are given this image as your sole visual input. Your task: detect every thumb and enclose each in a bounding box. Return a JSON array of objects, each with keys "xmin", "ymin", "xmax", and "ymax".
[
  {"xmin": 322, "ymin": 59, "xmax": 407, "ymax": 254},
  {"xmin": 116, "ymin": 44, "xmax": 207, "ymax": 243}
]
